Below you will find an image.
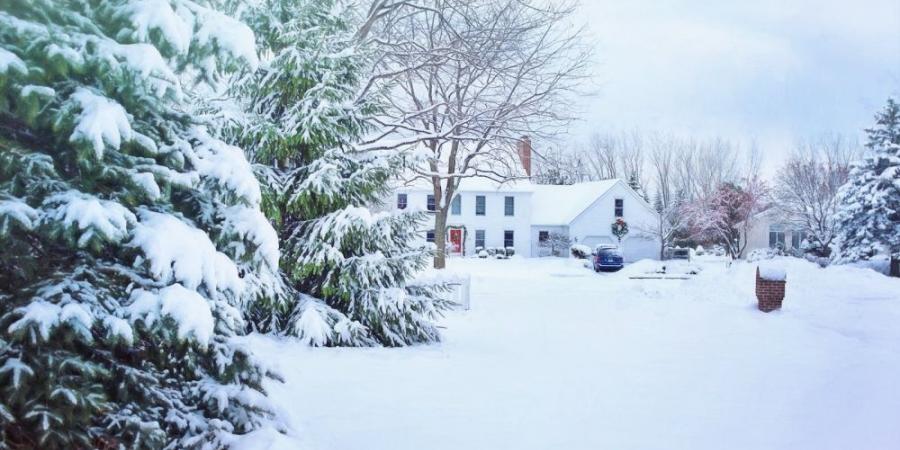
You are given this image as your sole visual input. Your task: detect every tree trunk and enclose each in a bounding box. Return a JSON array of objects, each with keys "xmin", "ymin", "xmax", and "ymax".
[
  {"xmin": 433, "ymin": 208, "xmax": 448, "ymax": 269},
  {"xmin": 891, "ymin": 257, "xmax": 900, "ymax": 278}
]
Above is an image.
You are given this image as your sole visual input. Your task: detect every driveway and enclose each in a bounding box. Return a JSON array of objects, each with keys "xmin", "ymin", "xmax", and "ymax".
[{"xmin": 249, "ymin": 257, "xmax": 900, "ymax": 450}]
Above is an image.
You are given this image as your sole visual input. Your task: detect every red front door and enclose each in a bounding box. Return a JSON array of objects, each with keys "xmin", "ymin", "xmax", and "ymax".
[{"xmin": 449, "ymin": 229, "xmax": 463, "ymax": 254}]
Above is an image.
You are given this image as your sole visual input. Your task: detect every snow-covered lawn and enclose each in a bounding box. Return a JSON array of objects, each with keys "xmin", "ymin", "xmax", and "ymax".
[{"xmin": 249, "ymin": 257, "xmax": 900, "ymax": 450}]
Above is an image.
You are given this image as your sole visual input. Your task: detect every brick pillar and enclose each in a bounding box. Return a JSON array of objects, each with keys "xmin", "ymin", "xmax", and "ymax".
[{"xmin": 755, "ymin": 267, "xmax": 785, "ymax": 312}]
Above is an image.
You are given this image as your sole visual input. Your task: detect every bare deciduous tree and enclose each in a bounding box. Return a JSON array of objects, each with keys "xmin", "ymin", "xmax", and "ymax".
[
  {"xmin": 538, "ymin": 231, "xmax": 571, "ymax": 257},
  {"xmin": 581, "ymin": 131, "xmax": 646, "ymax": 185},
  {"xmin": 648, "ymin": 133, "xmax": 678, "ymax": 209},
  {"xmin": 584, "ymin": 132, "xmax": 619, "ymax": 180},
  {"xmin": 634, "ymin": 199, "xmax": 687, "ymax": 260},
  {"xmin": 367, "ymin": 0, "xmax": 591, "ymax": 268},
  {"xmin": 532, "ymin": 146, "xmax": 590, "ymax": 185},
  {"xmin": 774, "ymin": 135, "xmax": 859, "ymax": 256}
]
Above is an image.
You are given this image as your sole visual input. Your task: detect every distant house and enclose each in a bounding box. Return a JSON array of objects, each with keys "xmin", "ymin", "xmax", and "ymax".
[
  {"xmin": 392, "ymin": 178, "xmax": 660, "ymax": 261},
  {"xmin": 529, "ymin": 180, "xmax": 659, "ymax": 261},
  {"xmin": 742, "ymin": 209, "xmax": 807, "ymax": 254}
]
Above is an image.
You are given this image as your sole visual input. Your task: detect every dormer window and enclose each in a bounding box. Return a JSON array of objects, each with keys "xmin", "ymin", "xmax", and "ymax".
[
  {"xmin": 614, "ymin": 198, "xmax": 624, "ymax": 217},
  {"xmin": 427, "ymin": 194, "xmax": 436, "ymax": 212},
  {"xmin": 397, "ymin": 193, "xmax": 407, "ymax": 210}
]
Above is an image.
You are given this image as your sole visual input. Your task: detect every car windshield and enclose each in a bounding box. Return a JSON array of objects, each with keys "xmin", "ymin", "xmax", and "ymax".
[{"xmin": 597, "ymin": 248, "xmax": 621, "ymax": 257}]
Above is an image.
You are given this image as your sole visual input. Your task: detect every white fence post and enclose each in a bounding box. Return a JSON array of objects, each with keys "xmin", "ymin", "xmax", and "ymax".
[
  {"xmin": 460, "ymin": 274, "xmax": 470, "ymax": 310},
  {"xmin": 448, "ymin": 274, "xmax": 471, "ymax": 310}
]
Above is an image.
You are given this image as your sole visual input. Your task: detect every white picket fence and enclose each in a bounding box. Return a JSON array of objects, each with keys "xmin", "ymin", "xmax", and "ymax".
[
  {"xmin": 412, "ymin": 270, "xmax": 472, "ymax": 310},
  {"xmin": 445, "ymin": 274, "xmax": 471, "ymax": 310}
]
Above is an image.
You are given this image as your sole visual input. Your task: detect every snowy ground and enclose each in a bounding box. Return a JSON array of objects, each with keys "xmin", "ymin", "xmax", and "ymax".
[{"xmin": 248, "ymin": 257, "xmax": 900, "ymax": 450}]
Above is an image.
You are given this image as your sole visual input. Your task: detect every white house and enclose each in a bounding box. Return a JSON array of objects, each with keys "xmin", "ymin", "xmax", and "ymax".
[
  {"xmin": 742, "ymin": 209, "xmax": 808, "ymax": 254},
  {"xmin": 392, "ymin": 177, "xmax": 661, "ymax": 261},
  {"xmin": 530, "ymin": 180, "xmax": 660, "ymax": 262}
]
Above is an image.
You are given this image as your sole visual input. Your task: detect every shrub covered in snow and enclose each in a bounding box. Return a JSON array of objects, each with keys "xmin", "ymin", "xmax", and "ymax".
[
  {"xmin": 0, "ymin": 1, "xmax": 282, "ymax": 447},
  {"xmin": 746, "ymin": 247, "xmax": 785, "ymax": 262},
  {"xmin": 539, "ymin": 231, "xmax": 571, "ymax": 257},
  {"xmin": 804, "ymin": 254, "xmax": 831, "ymax": 268},
  {"xmin": 845, "ymin": 254, "xmax": 891, "ymax": 275},
  {"xmin": 570, "ymin": 244, "xmax": 592, "ymax": 259}
]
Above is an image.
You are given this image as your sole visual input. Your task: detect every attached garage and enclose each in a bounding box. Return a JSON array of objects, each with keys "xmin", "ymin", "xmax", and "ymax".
[
  {"xmin": 581, "ymin": 235, "xmax": 616, "ymax": 249},
  {"xmin": 531, "ymin": 180, "xmax": 662, "ymax": 261},
  {"xmin": 621, "ymin": 235, "xmax": 658, "ymax": 262},
  {"xmin": 578, "ymin": 235, "xmax": 657, "ymax": 262}
]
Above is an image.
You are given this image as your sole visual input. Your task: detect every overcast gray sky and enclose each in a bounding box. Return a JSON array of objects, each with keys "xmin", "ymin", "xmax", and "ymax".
[{"xmin": 568, "ymin": 0, "xmax": 900, "ymax": 173}]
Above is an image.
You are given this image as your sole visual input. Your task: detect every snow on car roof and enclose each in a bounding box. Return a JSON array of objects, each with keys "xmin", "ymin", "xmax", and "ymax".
[{"xmin": 530, "ymin": 179, "xmax": 620, "ymax": 226}]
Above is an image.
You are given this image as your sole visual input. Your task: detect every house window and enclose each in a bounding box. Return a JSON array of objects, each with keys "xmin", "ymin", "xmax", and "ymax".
[
  {"xmin": 426, "ymin": 230, "xmax": 435, "ymax": 243},
  {"xmin": 475, "ymin": 195, "xmax": 485, "ymax": 216},
  {"xmin": 451, "ymin": 195, "xmax": 461, "ymax": 215},
  {"xmin": 538, "ymin": 230, "xmax": 549, "ymax": 242},
  {"xmin": 504, "ymin": 196, "xmax": 515, "ymax": 216},
  {"xmin": 791, "ymin": 230, "xmax": 806, "ymax": 249},
  {"xmin": 475, "ymin": 229, "xmax": 485, "ymax": 248},
  {"xmin": 397, "ymin": 193, "xmax": 407, "ymax": 210},
  {"xmin": 614, "ymin": 198, "xmax": 624, "ymax": 217},
  {"xmin": 768, "ymin": 228, "xmax": 785, "ymax": 249},
  {"xmin": 426, "ymin": 194, "xmax": 436, "ymax": 212},
  {"xmin": 504, "ymin": 230, "xmax": 514, "ymax": 248}
]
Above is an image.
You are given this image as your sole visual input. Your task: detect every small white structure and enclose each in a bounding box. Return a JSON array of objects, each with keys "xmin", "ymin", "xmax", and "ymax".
[
  {"xmin": 392, "ymin": 178, "xmax": 660, "ymax": 261},
  {"xmin": 530, "ymin": 180, "xmax": 660, "ymax": 262},
  {"xmin": 742, "ymin": 209, "xmax": 807, "ymax": 254}
]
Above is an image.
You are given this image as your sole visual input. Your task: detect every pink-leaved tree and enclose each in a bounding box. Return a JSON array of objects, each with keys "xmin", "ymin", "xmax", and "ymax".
[{"xmin": 683, "ymin": 178, "xmax": 769, "ymax": 259}]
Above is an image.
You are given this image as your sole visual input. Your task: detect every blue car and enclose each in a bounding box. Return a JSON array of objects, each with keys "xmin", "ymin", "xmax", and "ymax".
[{"xmin": 593, "ymin": 246, "xmax": 624, "ymax": 272}]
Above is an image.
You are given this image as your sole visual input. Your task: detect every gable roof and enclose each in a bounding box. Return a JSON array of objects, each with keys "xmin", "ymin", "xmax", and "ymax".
[
  {"xmin": 396, "ymin": 175, "xmax": 535, "ymax": 193},
  {"xmin": 530, "ymin": 179, "xmax": 620, "ymax": 226}
]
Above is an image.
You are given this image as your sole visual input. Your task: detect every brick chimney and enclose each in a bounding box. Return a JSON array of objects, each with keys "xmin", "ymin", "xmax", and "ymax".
[{"xmin": 517, "ymin": 136, "xmax": 532, "ymax": 176}]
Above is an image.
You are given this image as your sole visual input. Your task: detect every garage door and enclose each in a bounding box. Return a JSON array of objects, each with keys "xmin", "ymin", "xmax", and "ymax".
[
  {"xmin": 621, "ymin": 235, "xmax": 658, "ymax": 262},
  {"xmin": 581, "ymin": 235, "xmax": 615, "ymax": 249}
]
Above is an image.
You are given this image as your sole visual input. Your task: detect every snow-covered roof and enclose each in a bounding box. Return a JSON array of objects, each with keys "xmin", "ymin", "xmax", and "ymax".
[
  {"xmin": 530, "ymin": 179, "xmax": 620, "ymax": 226},
  {"xmin": 397, "ymin": 176, "xmax": 534, "ymax": 193},
  {"xmin": 456, "ymin": 176, "xmax": 534, "ymax": 192}
]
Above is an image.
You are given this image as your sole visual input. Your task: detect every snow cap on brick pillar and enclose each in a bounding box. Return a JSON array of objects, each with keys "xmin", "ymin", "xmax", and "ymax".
[
  {"xmin": 517, "ymin": 136, "xmax": 532, "ymax": 176},
  {"xmin": 756, "ymin": 264, "xmax": 786, "ymax": 313}
]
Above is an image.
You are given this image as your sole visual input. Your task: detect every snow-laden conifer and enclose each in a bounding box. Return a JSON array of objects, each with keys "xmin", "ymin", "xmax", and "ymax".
[
  {"xmin": 0, "ymin": 1, "xmax": 282, "ymax": 447},
  {"xmin": 227, "ymin": 0, "xmax": 450, "ymax": 346},
  {"xmin": 834, "ymin": 99, "xmax": 900, "ymax": 265}
]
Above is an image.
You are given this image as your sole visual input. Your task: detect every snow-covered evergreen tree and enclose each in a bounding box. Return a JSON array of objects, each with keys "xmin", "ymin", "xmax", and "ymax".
[
  {"xmin": 226, "ymin": 0, "xmax": 450, "ymax": 346},
  {"xmin": 0, "ymin": 1, "xmax": 283, "ymax": 447},
  {"xmin": 834, "ymin": 99, "xmax": 900, "ymax": 265},
  {"xmin": 628, "ymin": 173, "xmax": 649, "ymax": 202},
  {"xmin": 653, "ymin": 190, "xmax": 664, "ymax": 213}
]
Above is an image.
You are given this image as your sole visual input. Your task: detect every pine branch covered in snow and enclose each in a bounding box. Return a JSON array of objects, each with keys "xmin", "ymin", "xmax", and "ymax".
[
  {"xmin": 224, "ymin": 0, "xmax": 451, "ymax": 346},
  {"xmin": 0, "ymin": 0, "xmax": 283, "ymax": 447}
]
